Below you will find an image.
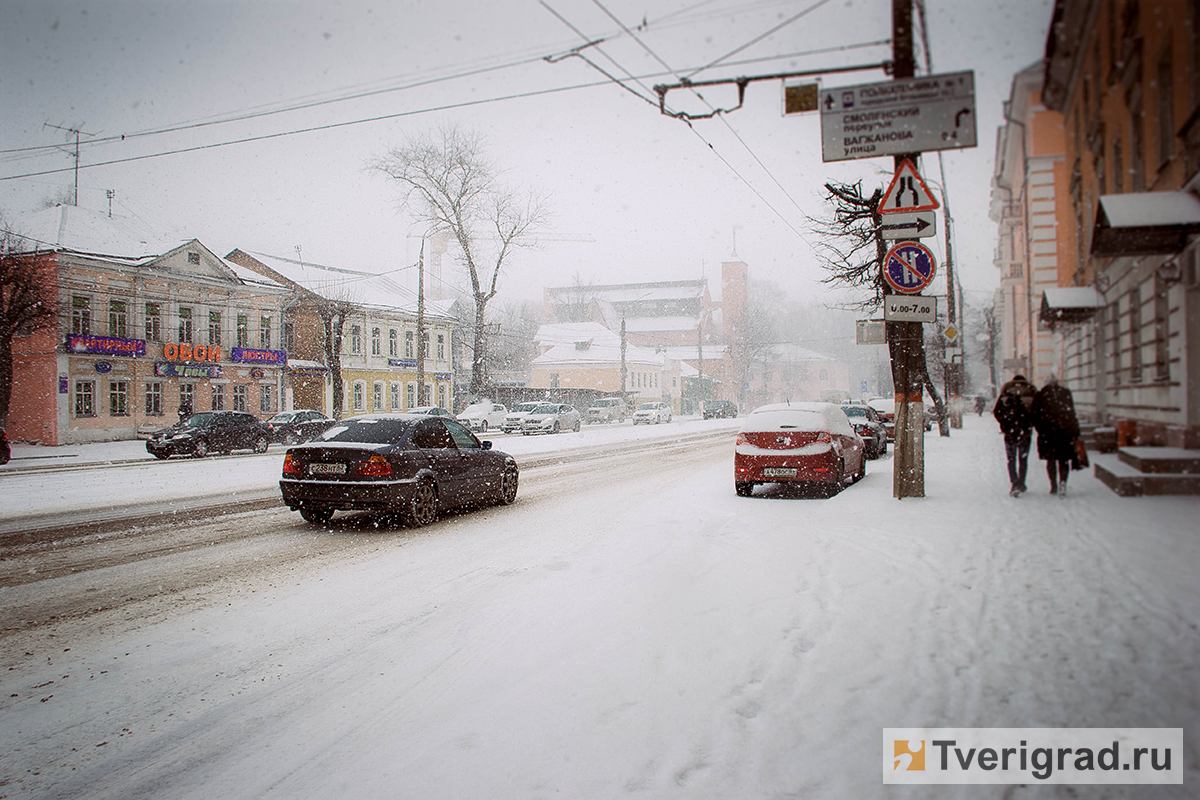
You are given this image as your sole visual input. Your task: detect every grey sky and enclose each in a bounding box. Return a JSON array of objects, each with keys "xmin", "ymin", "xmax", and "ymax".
[{"xmin": 0, "ymin": 0, "xmax": 1052, "ymax": 310}]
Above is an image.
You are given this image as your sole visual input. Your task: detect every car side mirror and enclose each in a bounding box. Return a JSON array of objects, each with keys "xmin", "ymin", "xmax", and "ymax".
[{"xmin": 481, "ymin": 440, "xmax": 492, "ymax": 450}]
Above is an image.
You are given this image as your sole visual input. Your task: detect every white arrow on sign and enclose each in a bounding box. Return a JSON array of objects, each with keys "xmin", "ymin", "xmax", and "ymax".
[{"xmin": 880, "ymin": 211, "xmax": 937, "ymax": 240}]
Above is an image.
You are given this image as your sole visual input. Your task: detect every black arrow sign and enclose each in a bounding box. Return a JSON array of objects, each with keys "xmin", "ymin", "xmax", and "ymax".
[{"xmin": 880, "ymin": 216, "xmax": 932, "ymax": 234}]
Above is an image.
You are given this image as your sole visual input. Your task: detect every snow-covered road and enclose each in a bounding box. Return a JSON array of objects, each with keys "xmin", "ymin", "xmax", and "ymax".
[{"xmin": 1, "ymin": 416, "xmax": 1197, "ymax": 798}]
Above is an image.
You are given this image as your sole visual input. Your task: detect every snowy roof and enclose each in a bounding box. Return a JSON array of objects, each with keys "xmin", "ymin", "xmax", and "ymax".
[
  {"xmin": 233, "ymin": 250, "xmax": 456, "ymax": 320},
  {"xmin": 534, "ymin": 322, "xmax": 613, "ymax": 349},
  {"xmin": 623, "ymin": 315, "xmax": 698, "ymax": 333},
  {"xmin": 1042, "ymin": 287, "xmax": 1101, "ymax": 309},
  {"xmin": 531, "ymin": 339, "xmax": 663, "ymax": 368},
  {"xmin": 9, "ymin": 205, "xmax": 184, "ymax": 259},
  {"xmin": 545, "ymin": 281, "xmax": 705, "ymax": 304},
  {"xmin": 660, "ymin": 344, "xmax": 728, "ymax": 361},
  {"xmin": 1093, "ymin": 192, "xmax": 1200, "ymax": 257}
]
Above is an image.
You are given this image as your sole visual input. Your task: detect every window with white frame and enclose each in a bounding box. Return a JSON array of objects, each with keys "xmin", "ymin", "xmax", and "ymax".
[
  {"xmin": 438, "ymin": 384, "xmax": 446, "ymax": 409},
  {"xmin": 71, "ymin": 296, "xmax": 91, "ymax": 335},
  {"xmin": 407, "ymin": 383, "xmax": 415, "ymax": 409},
  {"xmin": 211, "ymin": 384, "xmax": 225, "ymax": 411},
  {"xmin": 260, "ymin": 316, "xmax": 272, "ymax": 349},
  {"xmin": 351, "ymin": 325, "xmax": 362, "ymax": 354},
  {"xmin": 209, "ymin": 311, "xmax": 222, "ymax": 346},
  {"xmin": 405, "ymin": 330, "xmax": 414, "ymax": 358},
  {"xmin": 261, "ymin": 384, "xmax": 275, "ymax": 413},
  {"xmin": 233, "ymin": 384, "xmax": 249, "ymax": 412},
  {"xmin": 178, "ymin": 307, "xmax": 193, "ymax": 343},
  {"xmin": 75, "ymin": 380, "xmax": 95, "ymax": 417},
  {"xmin": 390, "ymin": 382, "xmax": 399, "ymax": 410},
  {"xmin": 372, "ymin": 327, "xmax": 381, "ymax": 356},
  {"xmin": 353, "ymin": 381, "xmax": 364, "ymax": 410},
  {"xmin": 109, "ymin": 380, "xmax": 129, "ymax": 416},
  {"xmin": 145, "ymin": 382, "xmax": 163, "ymax": 415},
  {"xmin": 236, "ymin": 314, "xmax": 250, "ymax": 348},
  {"xmin": 437, "ymin": 333, "xmax": 445, "ymax": 360},
  {"xmin": 180, "ymin": 383, "xmax": 195, "ymax": 414},
  {"xmin": 389, "ymin": 329, "xmax": 398, "ymax": 357},
  {"xmin": 373, "ymin": 382, "xmax": 383, "ymax": 410},
  {"xmin": 109, "ymin": 301, "xmax": 128, "ymax": 338},
  {"xmin": 145, "ymin": 302, "xmax": 162, "ymax": 342}
]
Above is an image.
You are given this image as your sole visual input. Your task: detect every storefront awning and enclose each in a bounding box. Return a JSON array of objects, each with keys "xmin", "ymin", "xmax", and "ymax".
[
  {"xmin": 1091, "ymin": 192, "xmax": 1200, "ymax": 257},
  {"xmin": 1040, "ymin": 286, "xmax": 1102, "ymax": 327}
]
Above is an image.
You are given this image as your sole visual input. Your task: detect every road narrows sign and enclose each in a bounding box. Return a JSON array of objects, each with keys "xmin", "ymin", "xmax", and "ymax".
[
  {"xmin": 880, "ymin": 159, "xmax": 939, "ymax": 214},
  {"xmin": 883, "ymin": 241, "xmax": 937, "ymax": 294}
]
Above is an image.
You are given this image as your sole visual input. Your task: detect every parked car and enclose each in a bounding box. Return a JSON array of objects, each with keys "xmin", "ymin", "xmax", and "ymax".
[
  {"xmin": 280, "ymin": 414, "xmax": 518, "ymax": 526},
  {"xmin": 457, "ymin": 400, "xmax": 508, "ymax": 433},
  {"xmin": 521, "ymin": 403, "xmax": 582, "ymax": 434},
  {"xmin": 633, "ymin": 402, "xmax": 672, "ymax": 425},
  {"xmin": 841, "ymin": 403, "xmax": 888, "ymax": 458},
  {"xmin": 867, "ymin": 398, "xmax": 896, "ymax": 441},
  {"xmin": 267, "ymin": 409, "xmax": 336, "ymax": 444},
  {"xmin": 702, "ymin": 400, "xmax": 738, "ymax": 419},
  {"xmin": 501, "ymin": 401, "xmax": 543, "ymax": 433},
  {"xmin": 146, "ymin": 411, "xmax": 272, "ymax": 459},
  {"xmin": 0, "ymin": 428, "xmax": 9, "ymax": 465},
  {"xmin": 734, "ymin": 402, "xmax": 866, "ymax": 497},
  {"xmin": 586, "ymin": 397, "xmax": 628, "ymax": 424},
  {"xmin": 407, "ymin": 406, "xmax": 453, "ymax": 417}
]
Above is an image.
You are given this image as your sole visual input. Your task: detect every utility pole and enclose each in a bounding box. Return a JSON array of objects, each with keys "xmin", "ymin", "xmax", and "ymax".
[
  {"xmin": 696, "ymin": 317, "xmax": 705, "ymax": 414},
  {"xmin": 888, "ymin": 0, "xmax": 926, "ymax": 498},
  {"xmin": 417, "ymin": 237, "xmax": 427, "ymax": 406},
  {"xmin": 620, "ymin": 316, "xmax": 628, "ymax": 394},
  {"xmin": 45, "ymin": 123, "xmax": 91, "ymax": 206}
]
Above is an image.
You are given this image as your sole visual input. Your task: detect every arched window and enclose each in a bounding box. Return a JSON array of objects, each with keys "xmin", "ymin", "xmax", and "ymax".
[
  {"xmin": 353, "ymin": 382, "xmax": 364, "ymax": 410},
  {"xmin": 371, "ymin": 327, "xmax": 381, "ymax": 356},
  {"xmin": 389, "ymin": 329, "xmax": 398, "ymax": 357}
]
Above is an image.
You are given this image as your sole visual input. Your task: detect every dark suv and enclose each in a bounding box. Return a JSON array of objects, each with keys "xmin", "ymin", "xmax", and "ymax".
[
  {"xmin": 147, "ymin": 411, "xmax": 272, "ymax": 459},
  {"xmin": 702, "ymin": 400, "xmax": 738, "ymax": 419},
  {"xmin": 267, "ymin": 409, "xmax": 335, "ymax": 444}
]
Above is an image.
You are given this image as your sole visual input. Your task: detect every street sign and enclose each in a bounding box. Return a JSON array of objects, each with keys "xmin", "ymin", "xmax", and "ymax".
[
  {"xmin": 856, "ymin": 319, "xmax": 886, "ymax": 345},
  {"xmin": 880, "ymin": 211, "xmax": 937, "ymax": 239},
  {"xmin": 883, "ymin": 241, "xmax": 937, "ymax": 294},
  {"xmin": 879, "ymin": 160, "xmax": 940, "ymax": 214},
  {"xmin": 819, "ymin": 70, "xmax": 977, "ymax": 162},
  {"xmin": 883, "ymin": 295, "xmax": 937, "ymax": 323},
  {"xmin": 783, "ymin": 82, "xmax": 820, "ymax": 115},
  {"xmin": 942, "ymin": 324, "xmax": 960, "ymax": 343}
]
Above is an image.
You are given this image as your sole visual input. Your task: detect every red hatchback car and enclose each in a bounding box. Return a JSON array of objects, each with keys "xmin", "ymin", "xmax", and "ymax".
[{"xmin": 734, "ymin": 402, "xmax": 866, "ymax": 497}]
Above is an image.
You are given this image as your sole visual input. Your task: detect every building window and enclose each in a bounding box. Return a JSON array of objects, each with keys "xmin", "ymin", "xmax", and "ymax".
[
  {"xmin": 187, "ymin": 251, "xmax": 201, "ymax": 265},
  {"xmin": 209, "ymin": 311, "xmax": 222, "ymax": 346},
  {"xmin": 420, "ymin": 331, "xmax": 429, "ymax": 358},
  {"xmin": 1154, "ymin": 274, "xmax": 1170, "ymax": 381},
  {"xmin": 438, "ymin": 384, "xmax": 447, "ymax": 409},
  {"xmin": 233, "ymin": 384, "xmax": 249, "ymax": 412},
  {"xmin": 407, "ymin": 383, "xmax": 415, "ymax": 409},
  {"xmin": 74, "ymin": 380, "xmax": 95, "ymax": 417},
  {"xmin": 145, "ymin": 302, "xmax": 161, "ymax": 342},
  {"xmin": 71, "ymin": 296, "xmax": 91, "ymax": 335},
  {"xmin": 260, "ymin": 316, "xmax": 272, "ymax": 349},
  {"xmin": 353, "ymin": 382, "xmax": 364, "ymax": 410},
  {"xmin": 109, "ymin": 301, "xmax": 128, "ymax": 338},
  {"xmin": 371, "ymin": 327, "xmax": 381, "ymax": 356},
  {"xmin": 819, "ymin": 368, "xmax": 829, "ymax": 381},
  {"xmin": 180, "ymin": 383, "xmax": 195, "ymax": 414},
  {"xmin": 1129, "ymin": 286, "xmax": 1142, "ymax": 383},
  {"xmin": 437, "ymin": 333, "xmax": 445, "ymax": 360},
  {"xmin": 261, "ymin": 385, "xmax": 275, "ymax": 413},
  {"xmin": 390, "ymin": 382, "xmax": 399, "ymax": 410},
  {"xmin": 283, "ymin": 320, "xmax": 294, "ymax": 354},
  {"xmin": 236, "ymin": 314, "xmax": 250, "ymax": 348},
  {"xmin": 212, "ymin": 384, "xmax": 225, "ymax": 411},
  {"xmin": 351, "ymin": 325, "xmax": 362, "ymax": 354},
  {"xmin": 145, "ymin": 382, "xmax": 163, "ymax": 415},
  {"xmin": 373, "ymin": 382, "xmax": 383, "ymax": 410},
  {"xmin": 109, "ymin": 380, "xmax": 129, "ymax": 416},
  {"xmin": 550, "ymin": 373, "xmax": 560, "ymax": 389},
  {"xmin": 389, "ymin": 329, "xmax": 398, "ymax": 357},
  {"xmin": 405, "ymin": 331, "xmax": 414, "ymax": 358},
  {"xmin": 1157, "ymin": 48, "xmax": 1174, "ymax": 170},
  {"xmin": 178, "ymin": 307, "xmax": 193, "ymax": 343}
]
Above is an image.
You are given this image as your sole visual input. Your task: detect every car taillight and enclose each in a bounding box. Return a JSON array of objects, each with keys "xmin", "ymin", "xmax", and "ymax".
[
  {"xmin": 736, "ymin": 432, "xmax": 748, "ymax": 445},
  {"xmin": 816, "ymin": 431, "xmax": 831, "ymax": 443},
  {"xmin": 282, "ymin": 453, "xmax": 301, "ymax": 475},
  {"xmin": 355, "ymin": 455, "xmax": 392, "ymax": 476}
]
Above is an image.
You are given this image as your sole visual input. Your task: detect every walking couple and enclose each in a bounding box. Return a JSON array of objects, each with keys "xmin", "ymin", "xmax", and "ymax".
[{"xmin": 993, "ymin": 374, "xmax": 1080, "ymax": 497}]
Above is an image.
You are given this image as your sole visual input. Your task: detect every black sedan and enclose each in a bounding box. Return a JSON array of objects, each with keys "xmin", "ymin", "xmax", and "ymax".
[
  {"xmin": 146, "ymin": 411, "xmax": 272, "ymax": 459},
  {"xmin": 267, "ymin": 409, "xmax": 336, "ymax": 444},
  {"xmin": 842, "ymin": 403, "xmax": 888, "ymax": 458},
  {"xmin": 280, "ymin": 413, "xmax": 519, "ymax": 527}
]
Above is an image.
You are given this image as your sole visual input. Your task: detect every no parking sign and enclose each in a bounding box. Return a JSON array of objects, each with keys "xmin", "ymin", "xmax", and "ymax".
[{"xmin": 882, "ymin": 241, "xmax": 937, "ymax": 294}]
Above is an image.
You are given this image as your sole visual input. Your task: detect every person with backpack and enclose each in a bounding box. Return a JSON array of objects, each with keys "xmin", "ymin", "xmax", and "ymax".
[
  {"xmin": 1031, "ymin": 374, "xmax": 1080, "ymax": 497},
  {"xmin": 993, "ymin": 374, "xmax": 1036, "ymax": 496}
]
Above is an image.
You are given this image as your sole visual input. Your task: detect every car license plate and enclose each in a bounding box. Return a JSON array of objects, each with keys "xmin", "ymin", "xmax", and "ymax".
[
  {"xmin": 763, "ymin": 467, "xmax": 796, "ymax": 478},
  {"xmin": 309, "ymin": 462, "xmax": 346, "ymax": 475}
]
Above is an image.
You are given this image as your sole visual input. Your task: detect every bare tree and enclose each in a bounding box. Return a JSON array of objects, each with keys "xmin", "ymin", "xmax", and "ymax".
[
  {"xmin": 313, "ymin": 295, "xmax": 359, "ymax": 419},
  {"xmin": 371, "ymin": 126, "xmax": 546, "ymax": 395},
  {"xmin": 0, "ymin": 222, "xmax": 58, "ymax": 428}
]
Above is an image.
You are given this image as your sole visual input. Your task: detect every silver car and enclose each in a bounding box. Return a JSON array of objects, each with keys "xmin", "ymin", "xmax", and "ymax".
[
  {"xmin": 632, "ymin": 402, "xmax": 672, "ymax": 425},
  {"xmin": 521, "ymin": 403, "xmax": 582, "ymax": 435},
  {"xmin": 501, "ymin": 401, "xmax": 543, "ymax": 433}
]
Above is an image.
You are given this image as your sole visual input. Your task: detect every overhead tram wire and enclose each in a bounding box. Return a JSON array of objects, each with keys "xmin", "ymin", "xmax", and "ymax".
[{"xmin": 682, "ymin": 0, "xmax": 838, "ymax": 80}]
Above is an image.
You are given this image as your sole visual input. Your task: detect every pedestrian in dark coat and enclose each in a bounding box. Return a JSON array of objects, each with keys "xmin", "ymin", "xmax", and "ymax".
[
  {"xmin": 993, "ymin": 374, "xmax": 1036, "ymax": 496},
  {"xmin": 1032, "ymin": 374, "xmax": 1080, "ymax": 497}
]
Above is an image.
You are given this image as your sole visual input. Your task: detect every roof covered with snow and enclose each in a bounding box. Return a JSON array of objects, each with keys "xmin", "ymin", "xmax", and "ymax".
[
  {"xmin": 1098, "ymin": 192, "xmax": 1200, "ymax": 228},
  {"xmin": 9, "ymin": 205, "xmax": 184, "ymax": 259}
]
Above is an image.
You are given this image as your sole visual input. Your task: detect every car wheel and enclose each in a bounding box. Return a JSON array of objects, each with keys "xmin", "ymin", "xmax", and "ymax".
[
  {"xmin": 479, "ymin": 421, "xmax": 488, "ymax": 433},
  {"xmin": 285, "ymin": 431, "xmax": 301, "ymax": 445},
  {"xmin": 552, "ymin": 421, "xmax": 560, "ymax": 434},
  {"xmin": 299, "ymin": 507, "xmax": 334, "ymax": 525},
  {"xmin": 152, "ymin": 451, "xmax": 169, "ymax": 460},
  {"xmin": 253, "ymin": 435, "xmax": 269, "ymax": 454},
  {"xmin": 193, "ymin": 438, "xmax": 209, "ymax": 458},
  {"xmin": 735, "ymin": 481, "xmax": 754, "ymax": 497},
  {"xmin": 498, "ymin": 466, "xmax": 519, "ymax": 505},
  {"xmin": 853, "ymin": 454, "xmax": 866, "ymax": 483},
  {"xmin": 407, "ymin": 479, "xmax": 438, "ymax": 527},
  {"xmin": 573, "ymin": 419, "xmax": 580, "ymax": 432},
  {"xmin": 880, "ymin": 439, "xmax": 887, "ymax": 455}
]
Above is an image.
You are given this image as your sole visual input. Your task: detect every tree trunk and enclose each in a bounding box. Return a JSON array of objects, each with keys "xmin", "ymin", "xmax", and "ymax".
[{"xmin": 470, "ymin": 299, "xmax": 487, "ymax": 396}]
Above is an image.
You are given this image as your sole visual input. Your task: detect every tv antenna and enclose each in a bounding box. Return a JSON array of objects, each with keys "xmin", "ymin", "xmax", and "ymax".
[{"xmin": 44, "ymin": 122, "xmax": 96, "ymax": 206}]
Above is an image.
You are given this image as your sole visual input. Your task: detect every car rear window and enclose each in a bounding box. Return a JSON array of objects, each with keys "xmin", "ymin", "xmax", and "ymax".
[
  {"xmin": 843, "ymin": 406, "xmax": 867, "ymax": 418},
  {"xmin": 319, "ymin": 419, "xmax": 413, "ymax": 444}
]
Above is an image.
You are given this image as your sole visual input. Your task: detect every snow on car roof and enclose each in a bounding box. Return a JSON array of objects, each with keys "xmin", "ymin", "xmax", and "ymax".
[{"xmin": 741, "ymin": 402, "xmax": 854, "ymax": 436}]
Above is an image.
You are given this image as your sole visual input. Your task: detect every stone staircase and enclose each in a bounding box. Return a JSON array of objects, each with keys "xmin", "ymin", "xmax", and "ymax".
[{"xmin": 1093, "ymin": 447, "xmax": 1200, "ymax": 497}]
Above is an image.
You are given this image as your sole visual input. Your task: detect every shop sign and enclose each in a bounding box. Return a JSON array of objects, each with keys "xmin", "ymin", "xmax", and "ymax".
[
  {"xmin": 67, "ymin": 334, "xmax": 146, "ymax": 357},
  {"xmin": 231, "ymin": 347, "xmax": 287, "ymax": 365},
  {"xmin": 94, "ymin": 361, "xmax": 113, "ymax": 374},
  {"xmin": 163, "ymin": 342, "xmax": 221, "ymax": 362},
  {"xmin": 250, "ymin": 368, "xmax": 265, "ymax": 380},
  {"xmin": 155, "ymin": 363, "xmax": 223, "ymax": 378}
]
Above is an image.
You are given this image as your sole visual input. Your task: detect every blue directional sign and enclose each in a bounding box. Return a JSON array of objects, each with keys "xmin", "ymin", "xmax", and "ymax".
[{"xmin": 883, "ymin": 241, "xmax": 937, "ymax": 294}]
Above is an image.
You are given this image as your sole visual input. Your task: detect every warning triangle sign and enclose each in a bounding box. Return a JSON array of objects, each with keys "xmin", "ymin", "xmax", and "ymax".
[{"xmin": 879, "ymin": 159, "xmax": 940, "ymax": 215}]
